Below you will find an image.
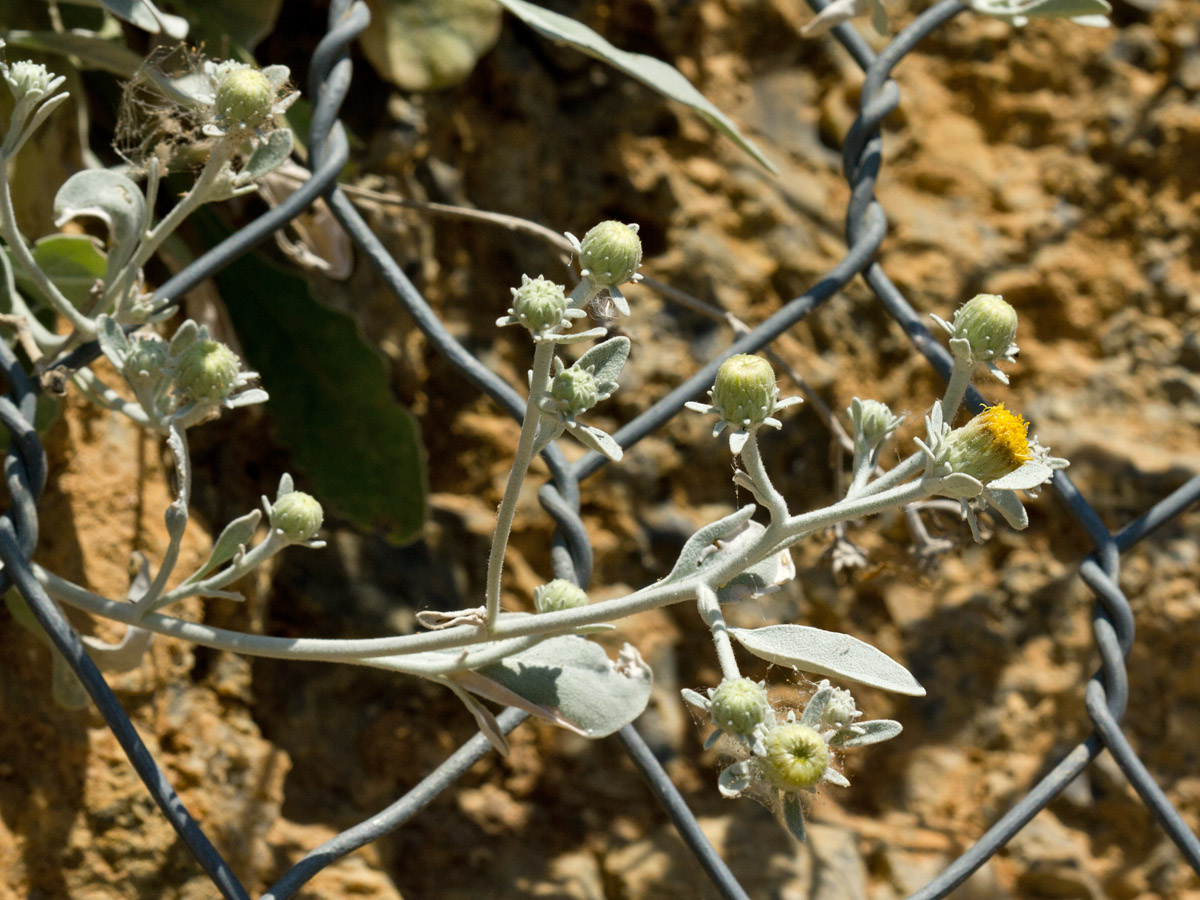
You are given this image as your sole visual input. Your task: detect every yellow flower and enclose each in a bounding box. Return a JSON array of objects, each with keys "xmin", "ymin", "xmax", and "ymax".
[{"xmin": 946, "ymin": 404, "xmax": 1032, "ymax": 484}]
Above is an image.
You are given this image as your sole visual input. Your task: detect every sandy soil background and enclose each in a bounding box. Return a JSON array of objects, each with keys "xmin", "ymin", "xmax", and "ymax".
[{"xmin": 2, "ymin": 0, "xmax": 1200, "ymax": 897}]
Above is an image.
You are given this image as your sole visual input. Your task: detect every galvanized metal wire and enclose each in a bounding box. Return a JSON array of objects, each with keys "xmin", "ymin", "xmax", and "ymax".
[{"xmin": 1, "ymin": 0, "xmax": 1197, "ymax": 897}]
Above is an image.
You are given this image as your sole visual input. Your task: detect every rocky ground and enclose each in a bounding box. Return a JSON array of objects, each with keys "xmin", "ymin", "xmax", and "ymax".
[{"xmin": 3, "ymin": 0, "xmax": 1200, "ymax": 898}]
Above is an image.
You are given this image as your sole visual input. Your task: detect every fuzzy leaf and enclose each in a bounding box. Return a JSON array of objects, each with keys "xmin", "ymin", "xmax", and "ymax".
[
  {"xmin": 967, "ymin": 0, "xmax": 1111, "ymax": 23},
  {"xmin": 566, "ymin": 422, "xmax": 623, "ymax": 461},
  {"xmin": 837, "ymin": 719, "xmax": 902, "ymax": 748},
  {"xmin": 730, "ymin": 625, "xmax": 926, "ymax": 696},
  {"xmin": 985, "ymin": 489, "xmax": 1029, "ymax": 530},
  {"xmin": 361, "ymin": 0, "xmax": 503, "ymax": 91},
  {"xmin": 185, "ymin": 510, "xmax": 263, "ymax": 584},
  {"xmin": 167, "ymin": 0, "xmax": 285, "ymax": 49},
  {"xmin": 242, "ymin": 128, "xmax": 294, "ymax": 182},
  {"xmin": 471, "ymin": 637, "xmax": 652, "ymax": 738},
  {"xmin": 494, "ymin": 0, "xmax": 775, "ymax": 173},
  {"xmin": 572, "ymin": 335, "xmax": 630, "ymax": 394},
  {"xmin": 716, "ymin": 542, "xmax": 795, "ymax": 603},
  {"xmin": 53, "ymin": 170, "xmax": 145, "ymax": 276},
  {"xmin": 96, "ymin": 315, "xmax": 130, "ymax": 369},
  {"xmin": 661, "ymin": 504, "xmax": 757, "ymax": 584},
  {"xmin": 782, "ymin": 793, "xmax": 807, "ymax": 841}
]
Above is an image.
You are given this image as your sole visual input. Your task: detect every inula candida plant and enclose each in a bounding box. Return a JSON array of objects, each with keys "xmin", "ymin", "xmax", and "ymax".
[{"xmin": 0, "ymin": 0, "xmax": 1090, "ymax": 859}]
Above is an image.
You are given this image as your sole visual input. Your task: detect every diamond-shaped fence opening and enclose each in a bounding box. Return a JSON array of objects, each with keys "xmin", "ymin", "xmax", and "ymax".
[{"xmin": 2, "ymin": 1, "xmax": 1198, "ymax": 898}]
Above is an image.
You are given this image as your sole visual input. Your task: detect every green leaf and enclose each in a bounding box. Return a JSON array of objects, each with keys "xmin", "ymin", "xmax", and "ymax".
[
  {"xmin": 493, "ymin": 0, "xmax": 776, "ymax": 173},
  {"xmin": 661, "ymin": 504, "xmax": 756, "ymax": 584},
  {"xmin": 17, "ymin": 234, "xmax": 108, "ymax": 309},
  {"xmin": 360, "ymin": 0, "xmax": 503, "ymax": 91},
  {"xmin": 1, "ymin": 29, "xmax": 145, "ymax": 78},
  {"xmin": 199, "ymin": 223, "xmax": 427, "ymax": 543},
  {"xmin": 469, "ymin": 636, "xmax": 652, "ymax": 738},
  {"xmin": 53, "ymin": 170, "xmax": 146, "ymax": 277},
  {"xmin": 185, "ymin": 509, "xmax": 262, "ymax": 584},
  {"xmin": 96, "ymin": 0, "xmax": 190, "ymax": 38},
  {"xmin": 164, "ymin": 0, "xmax": 285, "ymax": 50},
  {"xmin": 729, "ymin": 624, "xmax": 926, "ymax": 696}
]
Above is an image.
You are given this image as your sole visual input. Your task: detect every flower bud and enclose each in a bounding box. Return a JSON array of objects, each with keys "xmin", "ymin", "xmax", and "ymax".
[
  {"xmin": 510, "ymin": 275, "xmax": 567, "ymax": 336},
  {"xmin": 761, "ymin": 723, "xmax": 830, "ymax": 791},
  {"xmin": 850, "ymin": 398, "xmax": 901, "ymax": 449},
  {"xmin": 579, "ymin": 221, "xmax": 642, "ymax": 287},
  {"xmin": 945, "ymin": 403, "xmax": 1032, "ymax": 484},
  {"xmin": 710, "ymin": 354, "xmax": 777, "ymax": 427},
  {"xmin": 818, "ymin": 685, "xmax": 860, "ymax": 731},
  {"xmin": 533, "ymin": 579, "xmax": 589, "ymax": 614},
  {"xmin": 215, "ymin": 67, "xmax": 276, "ymax": 131},
  {"xmin": 709, "ymin": 678, "xmax": 773, "ymax": 737},
  {"xmin": 270, "ymin": 491, "xmax": 324, "ymax": 542},
  {"xmin": 951, "ymin": 293, "xmax": 1018, "ymax": 362},
  {"xmin": 175, "ymin": 339, "xmax": 241, "ymax": 403},
  {"xmin": 5, "ymin": 61, "xmax": 56, "ymax": 99},
  {"xmin": 550, "ymin": 367, "xmax": 599, "ymax": 417},
  {"xmin": 124, "ymin": 337, "xmax": 168, "ymax": 386}
]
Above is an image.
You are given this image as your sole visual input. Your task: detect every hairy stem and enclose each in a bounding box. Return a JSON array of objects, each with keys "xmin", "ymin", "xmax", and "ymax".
[{"xmin": 484, "ymin": 338, "xmax": 556, "ymax": 629}]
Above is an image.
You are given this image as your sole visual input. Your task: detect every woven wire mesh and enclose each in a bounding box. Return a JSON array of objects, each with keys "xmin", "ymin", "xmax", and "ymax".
[{"xmin": 2, "ymin": 1, "xmax": 1198, "ymax": 897}]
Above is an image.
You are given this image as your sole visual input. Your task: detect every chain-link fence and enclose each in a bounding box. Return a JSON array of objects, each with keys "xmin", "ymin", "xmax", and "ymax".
[{"xmin": 3, "ymin": 0, "xmax": 1199, "ymax": 897}]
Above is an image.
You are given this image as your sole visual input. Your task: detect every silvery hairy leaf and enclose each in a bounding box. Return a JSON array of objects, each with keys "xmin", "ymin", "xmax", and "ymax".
[
  {"xmin": 730, "ymin": 624, "xmax": 926, "ymax": 696},
  {"xmin": 53, "ymin": 170, "xmax": 146, "ymax": 277}
]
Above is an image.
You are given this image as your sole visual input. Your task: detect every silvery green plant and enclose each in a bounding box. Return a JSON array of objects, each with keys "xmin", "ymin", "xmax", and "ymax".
[{"xmin": 3, "ymin": 42, "xmax": 1072, "ymax": 844}]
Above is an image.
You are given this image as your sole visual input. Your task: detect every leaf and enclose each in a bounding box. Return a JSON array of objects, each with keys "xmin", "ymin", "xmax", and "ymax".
[
  {"xmin": 96, "ymin": 314, "xmax": 130, "ymax": 369},
  {"xmin": 158, "ymin": 0, "xmax": 286, "ymax": 49},
  {"xmin": 781, "ymin": 793, "xmax": 807, "ymax": 842},
  {"xmin": 1, "ymin": 29, "xmax": 145, "ymax": 78},
  {"xmin": 468, "ymin": 637, "xmax": 652, "ymax": 738},
  {"xmin": 15, "ymin": 234, "xmax": 107, "ymax": 309},
  {"xmin": 572, "ymin": 335, "xmax": 630, "ymax": 395},
  {"xmin": 97, "ymin": 0, "xmax": 190, "ymax": 38},
  {"xmin": 53, "ymin": 170, "xmax": 146, "ymax": 277},
  {"xmin": 715, "ymin": 542, "xmax": 795, "ymax": 603},
  {"xmin": 661, "ymin": 504, "xmax": 756, "ymax": 584},
  {"xmin": 966, "ymin": 0, "xmax": 1112, "ymax": 24},
  {"xmin": 565, "ymin": 421, "xmax": 622, "ymax": 461},
  {"xmin": 729, "ymin": 625, "xmax": 926, "ymax": 696},
  {"xmin": 494, "ymin": 0, "xmax": 776, "ymax": 173},
  {"xmin": 196, "ymin": 215, "xmax": 427, "ymax": 542},
  {"xmin": 185, "ymin": 509, "xmax": 263, "ymax": 584},
  {"xmin": 360, "ymin": 0, "xmax": 503, "ymax": 91},
  {"xmin": 837, "ymin": 719, "xmax": 902, "ymax": 749},
  {"xmin": 241, "ymin": 129, "xmax": 294, "ymax": 183}
]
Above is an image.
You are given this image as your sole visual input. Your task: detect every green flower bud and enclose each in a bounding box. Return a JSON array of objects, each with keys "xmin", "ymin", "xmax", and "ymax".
[
  {"xmin": 850, "ymin": 398, "xmax": 902, "ymax": 449},
  {"xmin": 945, "ymin": 403, "xmax": 1032, "ymax": 484},
  {"xmin": 818, "ymin": 685, "xmax": 860, "ymax": 731},
  {"xmin": 510, "ymin": 275, "xmax": 567, "ymax": 336},
  {"xmin": 952, "ymin": 293, "xmax": 1018, "ymax": 362},
  {"xmin": 710, "ymin": 354, "xmax": 777, "ymax": 427},
  {"xmin": 270, "ymin": 491, "xmax": 324, "ymax": 542},
  {"xmin": 175, "ymin": 339, "xmax": 241, "ymax": 403},
  {"xmin": 215, "ymin": 67, "xmax": 276, "ymax": 131},
  {"xmin": 709, "ymin": 678, "xmax": 773, "ymax": 737},
  {"xmin": 124, "ymin": 337, "xmax": 168, "ymax": 385},
  {"xmin": 551, "ymin": 367, "xmax": 599, "ymax": 417},
  {"xmin": 761, "ymin": 724, "xmax": 830, "ymax": 791},
  {"xmin": 533, "ymin": 578, "xmax": 589, "ymax": 613},
  {"xmin": 579, "ymin": 221, "xmax": 642, "ymax": 287}
]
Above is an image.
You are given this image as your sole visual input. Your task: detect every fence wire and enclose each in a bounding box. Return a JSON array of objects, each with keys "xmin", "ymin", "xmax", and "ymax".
[{"xmin": 2, "ymin": 0, "xmax": 1198, "ymax": 898}]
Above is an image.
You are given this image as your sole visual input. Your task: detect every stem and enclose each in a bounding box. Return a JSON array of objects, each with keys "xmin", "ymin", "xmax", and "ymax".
[
  {"xmin": 0, "ymin": 162, "xmax": 96, "ymax": 336},
  {"xmin": 484, "ymin": 338, "xmax": 557, "ymax": 629},
  {"xmin": 136, "ymin": 423, "xmax": 192, "ymax": 614},
  {"xmin": 152, "ymin": 529, "xmax": 287, "ymax": 611},
  {"xmin": 845, "ymin": 444, "xmax": 876, "ymax": 499},
  {"xmin": 109, "ymin": 141, "xmax": 235, "ymax": 318},
  {"xmin": 940, "ymin": 356, "xmax": 973, "ymax": 424},
  {"xmin": 697, "ymin": 584, "xmax": 740, "ymax": 681},
  {"xmin": 741, "ymin": 429, "xmax": 788, "ymax": 523}
]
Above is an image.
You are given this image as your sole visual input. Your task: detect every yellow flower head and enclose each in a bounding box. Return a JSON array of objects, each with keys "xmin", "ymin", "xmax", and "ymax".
[
  {"xmin": 761, "ymin": 723, "xmax": 830, "ymax": 791},
  {"xmin": 946, "ymin": 403, "xmax": 1032, "ymax": 484}
]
